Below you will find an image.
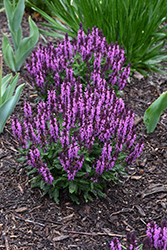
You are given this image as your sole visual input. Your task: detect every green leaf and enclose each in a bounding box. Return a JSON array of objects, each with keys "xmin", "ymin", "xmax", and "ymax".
[
  {"xmin": 52, "ymin": 176, "xmax": 66, "ymax": 186},
  {"xmin": 83, "ymin": 191, "xmax": 93, "ymax": 203},
  {"xmin": 3, "ymin": 0, "xmax": 13, "ymax": 29},
  {"xmin": 2, "ymin": 35, "xmax": 16, "ymax": 72},
  {"xmin": 17, "ymin": 156, "xmax": 27, "ymax": 162},
  {"xmin": 144, "ymin": 91, "xmax": 167, "ymax": 133},
  {"xmin": 85, "ymin": 163, "xmax": 92, "ymax": 172},
  {"xmin": 75, "ymin": 171, "xmax": 86, "ymax": 177},
  {"xmin": 69, "ymin": 193, "xmax": 80, "ymax": 204},
  {"xmin": 0, "ymin": 83, "xmax": 24, "ymax": 133},
  {"xmin": 15, "ymin": 17, "xmax": 39, "ymax": 71},
  {"xmin": 40, "ymin": 180, "xmax": 45, "ymax": 189},
  {"xmin": 11, "ymin": 26, "xmax": 22, "ymax": 50},
  {"xmin": 1, "ymin": 74, "xmax": 20, "ymax": 104},
  {"xmin": 0, "ymin": 7, "xmax": 5, "ymax": 12},
  {"xmin": 13, "ymin": 0, "xmax": 25, "ymax": 32},
  {"xmin": 1, "ymin": 74, "xmax": 13, "ymax": 96},
  {"xmin": 53, "ymin": 189, "xmax": 59, "ymax": 204},
  {"xmin": 69, "ymin": 181, "xmax": 78, "ymax": 194}
]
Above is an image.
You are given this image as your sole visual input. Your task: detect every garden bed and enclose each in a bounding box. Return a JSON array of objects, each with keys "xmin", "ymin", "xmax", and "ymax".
[{"xmin": 1, "ymin": 11, "xmax": 167, "ymax": 250}]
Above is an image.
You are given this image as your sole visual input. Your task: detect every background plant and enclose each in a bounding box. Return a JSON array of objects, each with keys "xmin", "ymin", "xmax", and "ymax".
[
  {"xmin": 143, "ymin": 91, "xmax": 167, "ymax": 133},
  {"xmin": 0, "ymin": 0, "xmax": 51, "ymax": 13},
  {"xmin": 12, "ymin": 73, "xmax": 143, "ymax": 204},
  {"xmin": 25, "ymin": 0, "xmax": 54, "ymax": 16},
  {"xmin": 2, "ymin": 0, "xmax": 39, "ymax": 72},
  {"xmin": 27, "ymin": 0, "xmax": 167, "ymax": 75},
  {"xmin": 0, "ymin": 1, "xmax": 4, "ymax": 12},
  {"xmin": 110, "ymin": 219, "xmax": 167, "ymax": 250},
  {"xmin": 26, "ymin": 24, "xmax": 130, "ymax": 101},
  {"xmin": 0, "ymin": 54, "xmax": 24, "ymax": 133}
]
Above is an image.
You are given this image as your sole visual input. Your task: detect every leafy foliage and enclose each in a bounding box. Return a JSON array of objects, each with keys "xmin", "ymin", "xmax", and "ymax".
[
  {"xmin": 0, "ymin": 55, "xmax": 24, "ymax": 133},
  {"xmin": 2, "ymin": 0, "xmax": 39, "ymax": 72},
  {"xmin": 26, "ymin": 0, "xmax": 167, "ymax": 75}
]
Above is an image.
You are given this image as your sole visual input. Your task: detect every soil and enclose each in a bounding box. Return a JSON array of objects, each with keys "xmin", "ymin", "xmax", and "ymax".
[{"xmin": 1, "ymin": 11, "xmax": 167, "ymax": 250}]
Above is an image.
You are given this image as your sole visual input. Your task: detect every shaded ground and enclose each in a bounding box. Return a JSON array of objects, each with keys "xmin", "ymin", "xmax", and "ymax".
[{"xmin": 1, "ymin": 11, "xmax": 167, "ymax": 250}]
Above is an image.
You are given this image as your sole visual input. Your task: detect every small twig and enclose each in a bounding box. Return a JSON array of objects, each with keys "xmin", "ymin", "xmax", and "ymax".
[
  {"xmin": 140, "ymin": 218, "xmax": 147, "ymax": 226},
  {"xmin": 14, "ymin": 215, "xmax": 45, "ymax": 227},
  {"xmin": 133, "ymin": 99, "xmax": 148, "ymax": 105},
  {"xmin": 62, "ymin": 230, "xmax": 125, "ymax": 238},
  {"xmin": 122, "ymin": 220, "xmax": 134, "ymax": 230},
  {"xmin": 36, "ymin": 217, "xmax": 62, "ymax": 225},
  {"xmin": 5, "ymin": 235, "xmax": 10, "ymax": 250},
  {"xmin": 110, "ymin": 208, "xmax": 133, "ymax": 216}
]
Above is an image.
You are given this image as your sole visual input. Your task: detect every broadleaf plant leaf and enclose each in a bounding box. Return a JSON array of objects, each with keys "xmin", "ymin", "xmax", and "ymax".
[
  {"xmin": 0, "ymin": 83, "xmax": 24, "ymax": 133},
  {"xmin": 13, "ymin": 0, "xmax": 25, "ymax": 32},
  {"xmin": 1, "ymin": 74, "xmax": 12, "ymax": 96},
  {"xmin": 15, "ymin": 16, "xmax": 39, "ymax": 71},
  {"xmin": 1, "ymin": 74, "xmax": 20, "ymax": 104},
  {"xmin": 2, "ymin": 1, "xmax": 39, "ymax": 72},
  {"xmin": 143, "ymin": 91, "xmax": 167, "ymax": 133},
  {"xmin": 2, "ymin": 34, "xmax": 16, "ymax": 72}
]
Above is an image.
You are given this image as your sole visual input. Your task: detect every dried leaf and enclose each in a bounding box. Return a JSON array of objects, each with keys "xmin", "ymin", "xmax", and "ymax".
[
  {"xmin": 135, "ymin": 205, "xmax": 146, "ymax": 216},
  {"xmin": 15, "ymin": 207, "xmax": 28, "ymax": 213},
  {"xmin": 58, "ymin": 213, "xmax": 74, "ymax": 221},
  {"xmin": 141, "ymin": 184, "xmax": 167, "ymax": 198},
  {"xmin": 18, "ymin": 184, "xmax": 24, "ymax": 194},
  {"xmin": 53, "ymin": 235, "xmax": 69, "ymax": 242},
  {"xmin": 131, "ymin": 176, "xmax": 142, "ymax": 180},
  {"xmin": 133, "ymin": 71, "xmax": 144, "ymax": 80},
  {"xmin": 84, "ymin": 205, "xmax": 90, "ymax": 214}
]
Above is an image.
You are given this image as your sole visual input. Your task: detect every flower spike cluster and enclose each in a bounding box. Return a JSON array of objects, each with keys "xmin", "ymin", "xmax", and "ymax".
[
  {"xmin": 12, "ymin": 71, "xmax": 143, "ymax": 182},
  {"xmin": 26, "ymin": 23, "xmax": 130, "ymax": 99},
  {"xmin": 144, "ymin": 220, "xmax": 167, "ymax": 249},
  {"xmin": 110, "ymin": 220, "xmax": 167, "ymax": 250}
]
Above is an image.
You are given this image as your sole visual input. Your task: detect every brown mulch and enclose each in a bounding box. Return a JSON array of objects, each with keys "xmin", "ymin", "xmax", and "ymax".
[{"xmin": 1, "ymin": 11, "xmax": 167, "ymax": 250}]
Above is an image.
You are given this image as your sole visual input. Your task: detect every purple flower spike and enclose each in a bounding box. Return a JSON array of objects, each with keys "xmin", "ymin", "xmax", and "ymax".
[
  {"xmin": 24, "ymin": 102, "xmax": 32, "ymax": 118},
  {"xmin": 13, "ymin": 24, "xmax": 144, "ymax": 191},
  {"xmin": 142, "ymin": 236, "xmax": 152, "ymax": 250},
  {"xmin": 110, "ymin": 237, "xmax": 122, "ymax": 250},
  {"xmin": 126, "ymin": 232, "xmax": 139, "ymax": 250},
  {"xmin": 26, "ymin": 23, "xmax": 130, "ymax": 98},
  {"xmin": 27, "ymin": 146, "xmax": 53, "ymax": 184}
]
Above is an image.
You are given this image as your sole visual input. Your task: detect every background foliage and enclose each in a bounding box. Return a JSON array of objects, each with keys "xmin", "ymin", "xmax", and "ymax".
[{"xmin": 27, "ymin": 0, "xmax": 167, "ymax": 75}]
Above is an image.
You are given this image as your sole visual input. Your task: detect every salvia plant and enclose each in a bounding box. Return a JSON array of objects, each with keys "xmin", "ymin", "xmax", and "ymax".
[
  {"xmin": 2, "ymin": 0, "xmax": 39, "ymax": 72},
  {"xmin": 12, "ymin": 64, "xmax": 144, "ymax": 203},
  {"xmin": 110, "ymin": 219, "xmax": 167, "ymax": 250},
  {"xmin": 26, "ymin": 23, "xmax": 130, "ymax": 101},
  {"xmin": 26, "ymin": 0, "xmax": 167, "ymax": 75}
]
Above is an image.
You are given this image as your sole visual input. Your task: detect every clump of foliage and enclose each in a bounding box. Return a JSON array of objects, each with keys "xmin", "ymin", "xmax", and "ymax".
[
  {"xmin": 26, "ymin": 23, "xmax": 130, "ymax": 101},
  {"xmin": 26, "ymin": 0, "xmax": 167, "ymax": 75},
  {"xmin": 2, "ymin": 0, "xmax": 39, "ymax": 72},
  {"xmin": 110, "ymin": 219, "xmax": 167, "ymax": 250},
  {"xmin": 25, "ymin": 0, "xmax": 53, "ymax": 16},
  {"xmin": 12, "ymin": 72, "xmax": 144, "ymax": 204},
  {"xmin": 0, "ymin": 54, "xmax": 24, "ymax": 133}
]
